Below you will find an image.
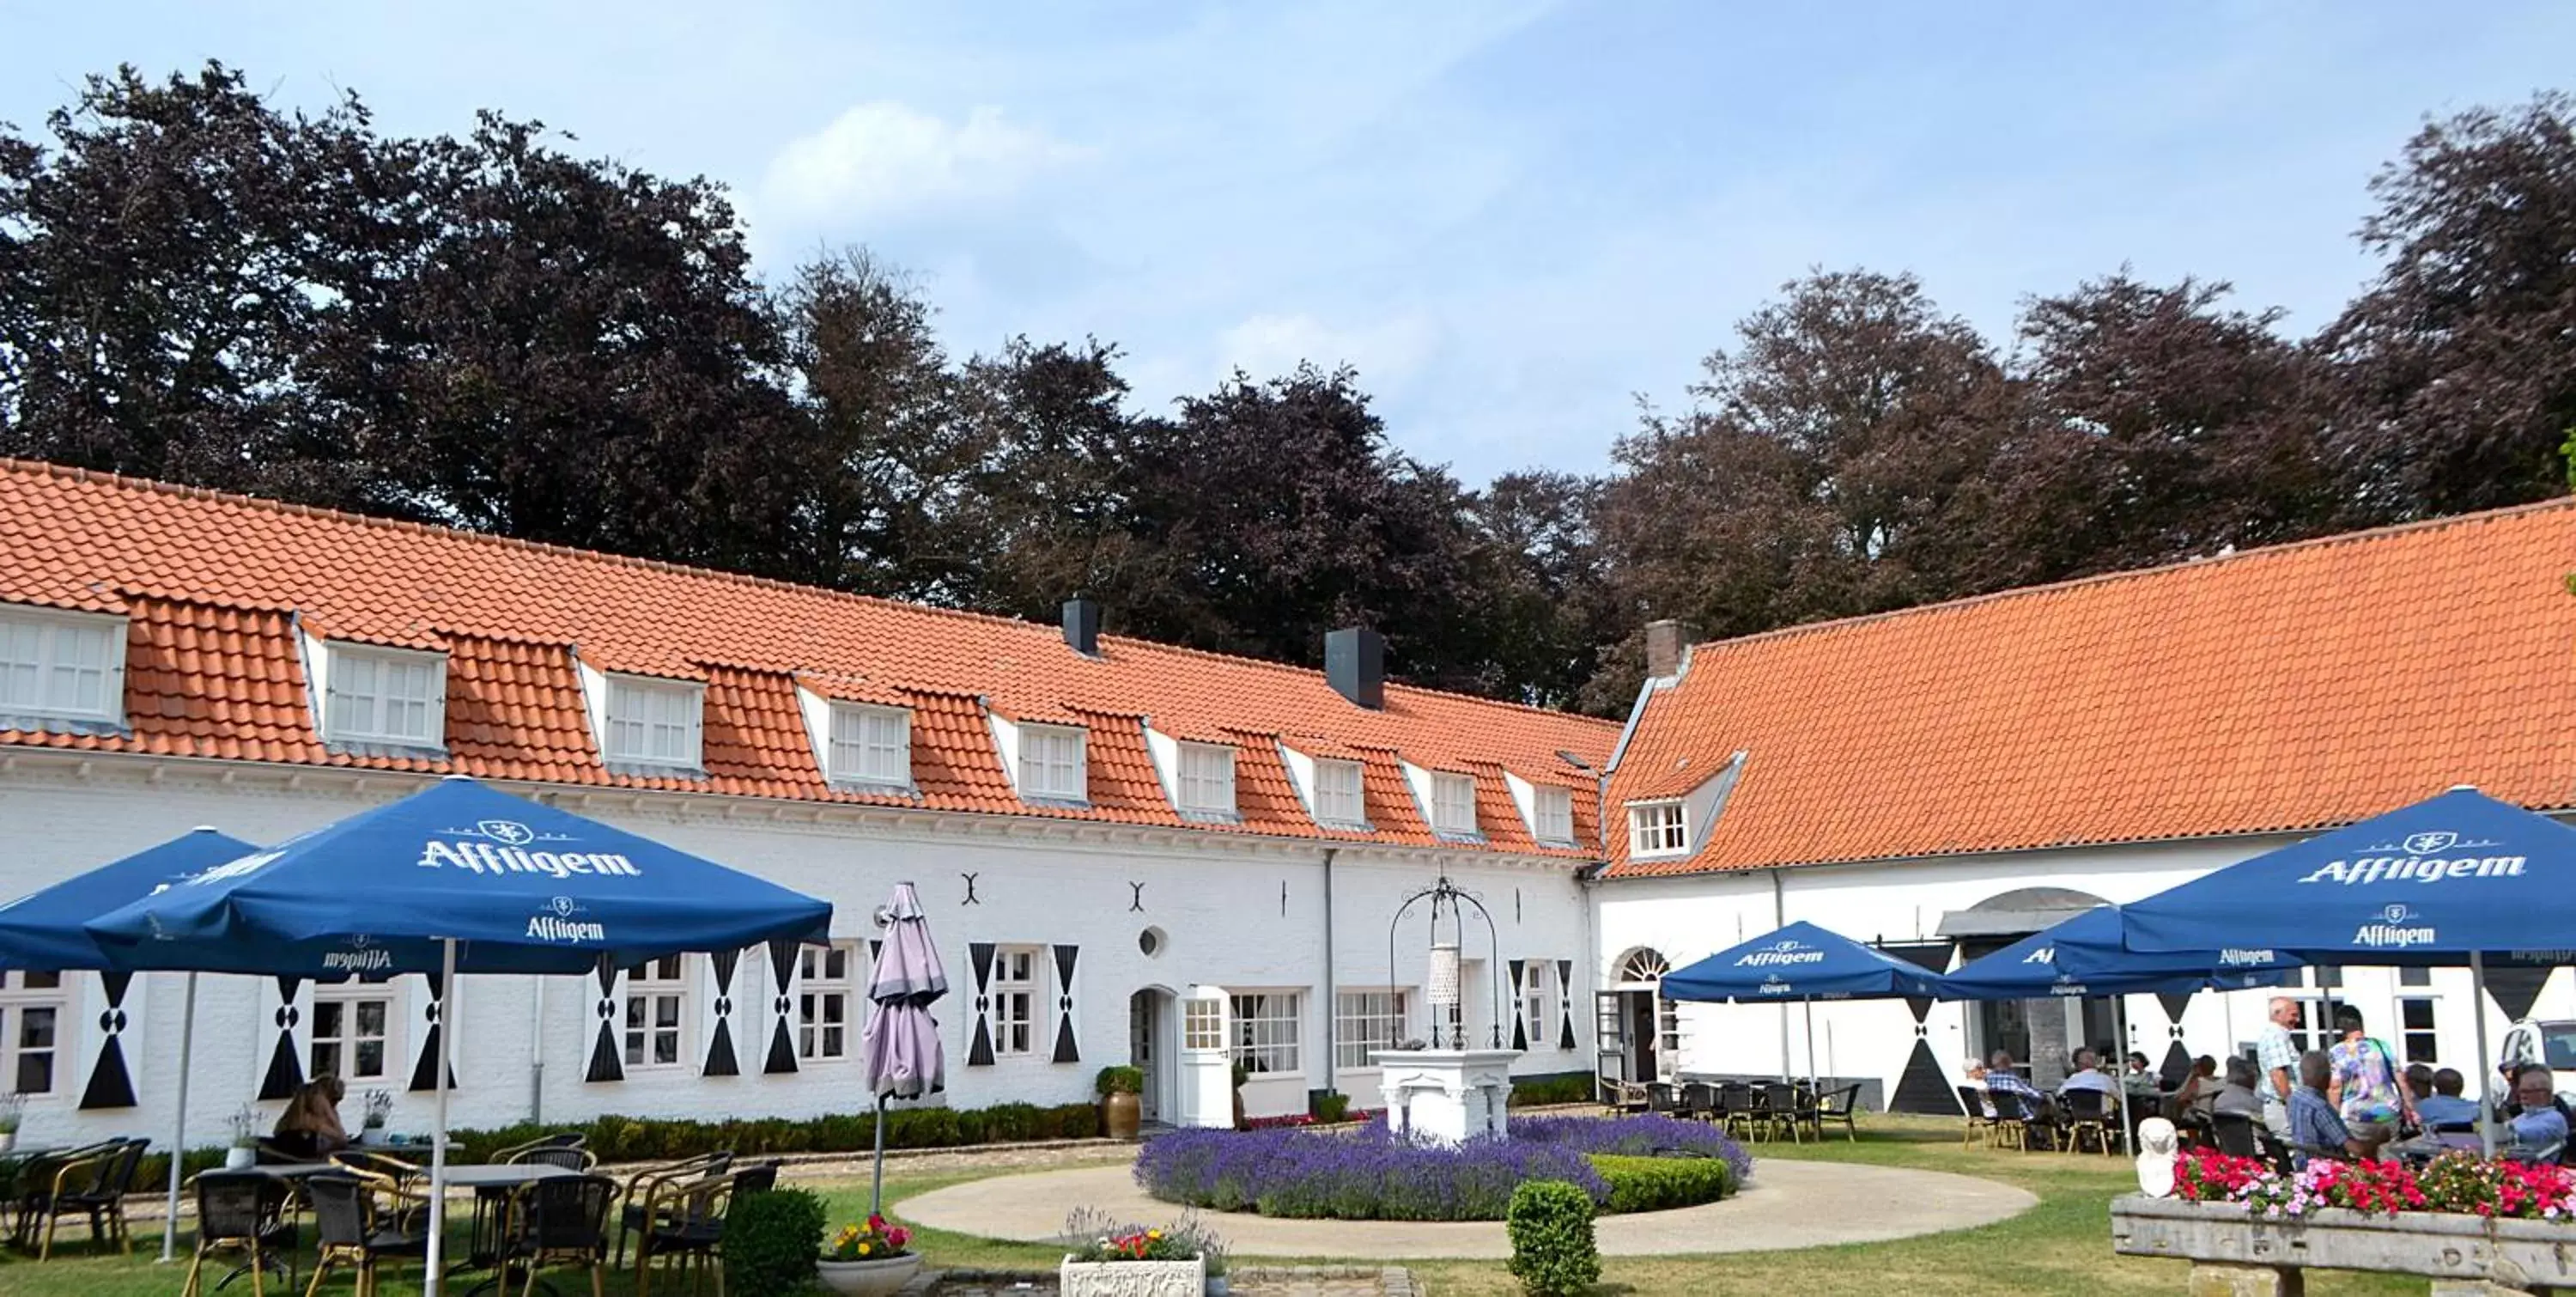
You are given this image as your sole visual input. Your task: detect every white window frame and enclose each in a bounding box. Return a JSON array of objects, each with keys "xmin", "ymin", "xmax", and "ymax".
[
  {"xmin": 605, "ymin": 676, "xmax": 703, "ymax": 770},
  {"xmin": 1177, "ymin": 742, "xmax": 1236, "ymax": 815},
  {"xmin": 798, "ymin": 941, "xmax": 862, "ymax": 1062},
  {"xmin": 1521, "ymin": 962, "xmax": 1557, "ymax": 1049},
  {"xmin": 1183, "ymin": 996, "xmax": 1227, "ymax": 1052},
  {"xmin": 309, "ymin": 983, "xmax": 401, "ymax": 1085},
  {"xmin": 1019, "ymin": 725, "xmax": 1088, "ymax": 801},
  {"xmin": 1315, "ymin": 759, "xmax": 1365, "ymax": 825},
  {"xmin": 1534, "ymin": 786, "xmax": 1575, "ymax": 844},
  {"xmin": 1334, "ymin": 989, "xmax": 1408, "ymax": 1070},
  {"xmin": 623, "ymin": 955, "xmax": 692, "ymax": 1070},
  {"xmin": 0, "ymin": 606, "xmax": 125, "ymax": 726},
  {"xmin": 1629, "ymin": 801, "xmax": 1687, "ymax": 856},
  {"xmin": 827, "ymin": 704, "xmax": 911, "ymax": 788},
  {"xmin": 992, "ymin": 946, "xmax": 1045, "ymax": 1058},
  {"xmin": 1230, "ymin": 990, "xmax": 1303, "ymax": 1076},
  {"xmin": 1430, "ymin": 772, "xmax": 1477, "ymax": 836},
  {"xmin": 0, "ymin": 971, "xmax": 69, "ymax": 1099},
  {"xmin": 322, "ymin": 644, "xmax": 446, "ymax": 747}
]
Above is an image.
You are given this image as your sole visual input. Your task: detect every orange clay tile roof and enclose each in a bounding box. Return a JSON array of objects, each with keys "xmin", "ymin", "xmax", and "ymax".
[
  {"xmin": 1603, "ymin": 496, "xmax": 2576, "ymax": 879},
  {"xmin": 0, "ymin": 460, "xmax": 1613, "ymax": 856}
]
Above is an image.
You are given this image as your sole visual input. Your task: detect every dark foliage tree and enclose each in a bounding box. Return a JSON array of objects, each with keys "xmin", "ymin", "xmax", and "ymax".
[
  {"xmin": 2319, "ymin": 92, "xmax": 2576, "ymax": 520},
  {"xmin": 1466, "ymin": 470, "xmax": 1618, "ymax": 710},
  {"xmin": 945, "ymin": 335, "xmax": 1157, "ymax": 618}
]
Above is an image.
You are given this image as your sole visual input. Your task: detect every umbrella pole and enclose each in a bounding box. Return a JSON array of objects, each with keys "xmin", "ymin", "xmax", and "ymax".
[
  {"xmin": 158, "ymin": 971, "xmax": 198, "ymax": 1264},
  {"xmin": 426, "ymin": 937, "xmax": 457, "ymax": 1297},
  {"xmin": 1803, "ymin": 1001, "xmax": 1818, "ymax": 1091},
  {"xmin": 2114, "ymin": 995, "xmax": 2134, "ymax": 1157},
  {"xmin": 870, "ymin": 1094, "xmax": 888, "ymax": 1219},
  {"xmin": 2472, "ymin": 951, "xmax": 2498, "ymax": 1159}
]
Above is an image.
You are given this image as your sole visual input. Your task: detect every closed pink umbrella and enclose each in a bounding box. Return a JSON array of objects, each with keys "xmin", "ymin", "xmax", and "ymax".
[{"xmin": 861, "ymin": 881, "xmax": 947, "ymax": 1214}]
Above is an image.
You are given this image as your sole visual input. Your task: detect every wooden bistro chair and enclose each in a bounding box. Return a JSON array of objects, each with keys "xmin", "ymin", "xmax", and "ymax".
[
  {"xmin": 498, "ymin": 1172, "xmax": 618, "ymax": 1297},
  {"xmin": 303, "ymin": 1171, "xmax": 429, "ymax": 1297},
  {"xmin": 1986, "ymin": 1090, "xmax": 2034, "ymax": 1152},
  {"xmin": 507, "ymin": 1143, "xmax": 600, "ymax": 1173},
  {"xmin": 1678, "ymin": 1081, "xmax": 1721, "ymax": 1123},
  {"xmin": 1758, "ymin": 1081, "xmax": 1805, "ymax": 1144},
  {"xmin": 182, "ymin": 1169, "xmax": 298, "ymax": 1297},
  {"xmin": 1958, "ymin": 1085, "xmax": 1997, "ymax": 1149},
  {"xmin": 634, "ymin": 1168, "xmax": 741, "ymax": 1297}
]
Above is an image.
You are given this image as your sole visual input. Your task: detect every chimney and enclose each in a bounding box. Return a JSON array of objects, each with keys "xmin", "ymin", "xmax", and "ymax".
[
  {"xmin": 1643, "ymin": 618, "xmax": 1696, "ymax": 679},
  {"xmin": 1326, "ymin": 626, "xmax": 1384, "ymax": 709},
  {"xmin": 1062, "ymin": 595, "xmax": 1102, "ymax": 656}
]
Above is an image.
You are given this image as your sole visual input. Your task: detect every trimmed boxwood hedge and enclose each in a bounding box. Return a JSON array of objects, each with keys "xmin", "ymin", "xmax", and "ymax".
[{"xmin": 1589, "ymin": 1154, "xmax": 1736, "ymax": 1213}]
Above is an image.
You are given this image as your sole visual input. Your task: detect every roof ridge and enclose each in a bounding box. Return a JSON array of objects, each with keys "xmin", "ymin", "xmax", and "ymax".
[
  {"xmin": 1685, "ymin": 495, "xmax": 2576, "ymax": 655},
  {"xmin": 2, "ymin": 456, "xmax": 1613, "ymax": 728}
]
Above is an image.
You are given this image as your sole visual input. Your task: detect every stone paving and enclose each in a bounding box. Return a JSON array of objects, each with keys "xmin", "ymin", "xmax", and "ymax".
[{"xmin": 908, "ymin": 1266, "xmax": 1413, "ymax": 1295}]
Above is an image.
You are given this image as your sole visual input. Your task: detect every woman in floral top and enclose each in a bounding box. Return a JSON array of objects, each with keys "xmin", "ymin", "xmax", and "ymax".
[{"xmin": 2327, "ymin": 1004, "xmax": 2417, "ymax": 1157}]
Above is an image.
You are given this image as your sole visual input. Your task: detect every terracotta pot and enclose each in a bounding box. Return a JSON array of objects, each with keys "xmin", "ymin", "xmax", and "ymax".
[
  {"xmin": 816, "ymin": 1253, "xmax": 922, "ymax": 1296},
  {"xmin": 1103, "ymin": 1090, "xmax": 1142, "ymax": 1141},
  {"xmin": 1231, "ymin": 1090, "xmax": 1246, "ymax": 1131}
]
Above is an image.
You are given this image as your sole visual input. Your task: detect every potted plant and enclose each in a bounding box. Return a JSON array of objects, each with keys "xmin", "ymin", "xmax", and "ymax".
[
  {"xmin": 816, "ymin": 1214, "xmax": 920, "ymax": 1296},
  {"xmin": 0, "ymin": 1092, "xmax": 23, "ymax": 1154},
  {"xmin": 1097, "ymin": 1065, "xmax": 1145, "ymax": 1141},
  {"xmin": 225, "ymin": 1105, "xmax": 260, "ymax": 1169},
  {"xmin": 358, "ymin": 1088, "xmax": 394, "ymax": 1145},
  {"xmin": 1230, "ymin": 1062, "xmax": 1250, "ymax": 1131},
  {"xmin": 1060, "ymin": 1223, "xmax": 1205, "ymax": 1297}
]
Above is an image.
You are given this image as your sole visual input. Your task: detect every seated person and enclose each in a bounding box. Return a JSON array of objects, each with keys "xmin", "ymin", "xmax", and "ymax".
[
  {"xmin": 2167, "ymin": 1055, "xmax": 2221, "ymax": 1124},
  {"xmin": 2212, "ymin": 1055, "xmax": 2266, "ymax": 1120},
  {"xmin": 2059, "ymin": 1048, "xmax": 2120, "ymax": 1104},
  {"xmin": 1984, "ymin": 1049, "xmax": 2059, "ymax": 1127},
  {"xmin": 2123, "ymin": 1051, "xmax": 2162, "ymax": 1100},
  {"xmin": 1962, "ymin": 1061, "xmax": 1997, "ymax": 1118},
  {"xmin": 2288, "ymin": 1050, "xmax": 2366, "ymax": 1166},
  {"xmin": 2503, "ymin": 1066, "xmax": 2570, "ymax": 1164},
  {"xmin": 2416, "ymin": 1068, "xmax": 2481, "ymax": 1130},
  {"xmin": 271, "ymin": 1074, "xmax": 350, "ymax": 1159},
  {"xmin": 2404, "ymin": 1062, "xmax": 2435, "ymax": 1105}
]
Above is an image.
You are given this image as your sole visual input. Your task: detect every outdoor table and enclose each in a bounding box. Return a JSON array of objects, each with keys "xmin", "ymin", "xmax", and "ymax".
[{"xmin": 441, "ymin": 1162, "xmax": 586, "ymax": 1297}]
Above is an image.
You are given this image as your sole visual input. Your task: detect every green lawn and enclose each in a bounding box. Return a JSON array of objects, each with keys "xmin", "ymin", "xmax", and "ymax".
[{"xmin": 0, "ymin": 1117, "xmax": 2433, "ymax": 1295}]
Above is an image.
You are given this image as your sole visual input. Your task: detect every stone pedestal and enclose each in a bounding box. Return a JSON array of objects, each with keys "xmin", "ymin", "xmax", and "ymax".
[
  {"xmin": 2190, "ymin": 1263, "xmax": 2304, "ymax": 1297},
  {"xmin": 2112, "ymin": 1194, "xmax": 2567, "ymax": 1294},
  {"xmin": 1372, "ymin": 1048, "xmax": 1520, "ymax": 1145}
]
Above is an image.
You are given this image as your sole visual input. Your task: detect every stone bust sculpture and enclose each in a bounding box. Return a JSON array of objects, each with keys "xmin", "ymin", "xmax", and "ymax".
[{"xmin": 2135, "ymin": 1117, "xmax": 2178, "ymax": 1197}]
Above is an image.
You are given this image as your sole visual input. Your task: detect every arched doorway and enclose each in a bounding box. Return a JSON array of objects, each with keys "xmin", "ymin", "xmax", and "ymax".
[
  {"xmin": 1598, "ymin": 947, "xmax": 1675, "ymax": 1093},
  {"xmin": 1128, "ymin": 987, "xmax": 1176, "ymax": 1125}
]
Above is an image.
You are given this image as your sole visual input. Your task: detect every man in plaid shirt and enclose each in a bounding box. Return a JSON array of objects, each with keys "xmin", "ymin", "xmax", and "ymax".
[
  {"xmin": 1983, "ymin": 1049, "xmax": 2059, "ymax": 1132},
  {"xmin": 2257, "ymin": 996, "xmax": 2302, "ymax": 1137}
]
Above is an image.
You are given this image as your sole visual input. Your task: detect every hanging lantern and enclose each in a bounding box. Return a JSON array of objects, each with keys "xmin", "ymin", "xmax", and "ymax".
[{"xmin": 1427, "ymin": 941, "xmax": 1462, "ymax": 1009}]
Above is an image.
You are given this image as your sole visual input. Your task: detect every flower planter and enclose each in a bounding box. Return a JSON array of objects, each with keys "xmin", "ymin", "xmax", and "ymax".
[
  {"xmin": 815, "ymin": 1253, "xmax": 922, "ymax": 1296},
  {"xmin": 2111, "ymin": 1193, "xmax": 2576, "ymax": 1293},
  {"xmin": 1103, "ymin": 1091, "xmax": 1142, "ymax": 1141},
  {"xmin": 1060, "ymin": 1255, "xmax": 1206, "ymax": 1297}
]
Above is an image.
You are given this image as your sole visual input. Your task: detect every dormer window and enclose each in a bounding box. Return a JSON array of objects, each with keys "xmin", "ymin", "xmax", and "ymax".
[
  {"xmin": 605, "ymin": 675, "xmax": 702, "ymax": 770},
  {"xmin": 1430, "ymin": 772, "xmax": 1477, "ymax": 836},
  {"xmin": 1019, "ymin": 724, "xmax": 1087, "ymax": 801},
  {"xmin": 322, "ymin": 644, "xmax": 445, "ymax": 747},
  {"xmin": 827, "ymin": 704, "xmax": 910, "ymax": 787},
  {"xmin": 1534, "ymin": 786, "xmax": 1575, "ymax": 844},
  {"xmin": 1177, "ymin": 742, "xmax": 1236, "ymax": 815},
  {"xmin": 1629, "ymin": 801, "xmax": 1687, "ymax": 856},
  {"xmin": 1315, "ymin": 759, "xmax": 1365, "ymax": 825},
  {"xmin": 0, "ymin": 606, "xmax": 124, "ymax": 728}
]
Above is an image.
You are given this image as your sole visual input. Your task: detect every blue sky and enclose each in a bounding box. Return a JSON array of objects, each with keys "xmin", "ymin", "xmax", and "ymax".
[{"xmin": 3, "ymin": 3, "xmax": 2569, "ymax": 484}]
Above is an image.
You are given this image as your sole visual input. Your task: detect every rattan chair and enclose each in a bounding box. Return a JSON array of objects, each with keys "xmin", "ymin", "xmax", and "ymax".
[
  {"xmin": 1812, "ymin": 1082, "xmax": 1862, "ymax": 1142},
  {"xmin": 1987, "ymin": 1089, "xmax": 2034, "ymax": 1152},
  {"xmin": 507, "ymin": 1144, "xmax": 600, "ymax": 1173},
  {"xmin": 1714, "ymin": 1082, "xmax": 1759, "ymax": 1141},
  {"xmin": 1957, "ymin": 1085, "xmax": 1997, "ymax": 1149},
  {"xmin": 498, "ymin": 1172, "xmax": 617, "ymax": 1297},
  {"xmin": 2208, "ymin": 1111, "xmax": 2261, "ymax": 1159},
  {"xmin": 2062, "ymin": 1089, "xmax": 2117, "ymax": 1156},
  {"xmin": 635, "ymin": 1170, "xmax": 734, "ymax": 1297},
  {"xmin": 615, "ymin": 1152, "xmax": 732, "ymax": 1267},
  {"xmin": 34, "ymin": 1136, "xmax": 148, "ymax": 1259},
  {"xmin": 181, "ymin": 1170, "xmax": 296, "ymax": 1297},
  {"xmin": 1677, "ymin": 1081, "xmax": 1720, "ymax": 1122},
  {"xmin": 1757, "ymin": 1081, "xmax": 1805, "ymax": 1144},
  {"xmin": 304, "ymin": 1171, "xmax": 429, "ymax": 1297}
]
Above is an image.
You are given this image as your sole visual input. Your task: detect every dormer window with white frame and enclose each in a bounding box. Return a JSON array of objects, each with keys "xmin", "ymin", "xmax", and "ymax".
[
  {"xmin": 1315, "ymin": 758, "xmax": 1366, "ymax": 826},
  {"xmin": 1019, "ymin": 724, "xmax": 1088, "ymax": 801},
  {"xmin": 827, "ymin": 704, "xmax": 911, "ymax": 788},
  {"xmin": 1629, "ymin": 801, "xmax": 1688, "ymax": 856},
  {"xmin": 605, "ymin": 675, "xmax": 703, "ymax": 771},
  {"xmin": 322, "ymin": 644, "xmax": 446, "ymax": 748},
  {"xmin": 1534, "ymin": 785, "xmax": 1576, "ymax": 845},
  {"xmin": 1429, "ymin": 771, "xmax": 1478, "ymax": 837},
  {"xmin": 1176, "ymin": 742, "xmax": 1236, "ymax": 816},
  {"xmin": 0, "ymin": 605, "xmax": 125, "ymax": 729}
]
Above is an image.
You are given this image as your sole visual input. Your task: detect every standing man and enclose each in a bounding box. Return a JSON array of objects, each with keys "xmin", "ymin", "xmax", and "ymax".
[{"xmin": 2257, "ymin": 996, "xmax": 2302, "ymax": 1139}]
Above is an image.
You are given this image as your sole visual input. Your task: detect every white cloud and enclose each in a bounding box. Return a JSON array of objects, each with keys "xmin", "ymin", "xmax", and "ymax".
[
  {"xmin": 760, "ymin": 101, "xmax": 1081, "ymax": 222},
  {"xmin": 1214, "ymin": 311, "xmax": 1442, "ymax": 392}
]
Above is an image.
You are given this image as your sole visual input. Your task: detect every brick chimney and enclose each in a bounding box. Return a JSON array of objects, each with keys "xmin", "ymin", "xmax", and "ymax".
[
  {"xmin": 1643, "ymin": 618, "xmax": 1697, "ymax": 679},
  {"xmin": 1326, "ymin": 626, "xmax": 1385, "ymax": 709}
]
